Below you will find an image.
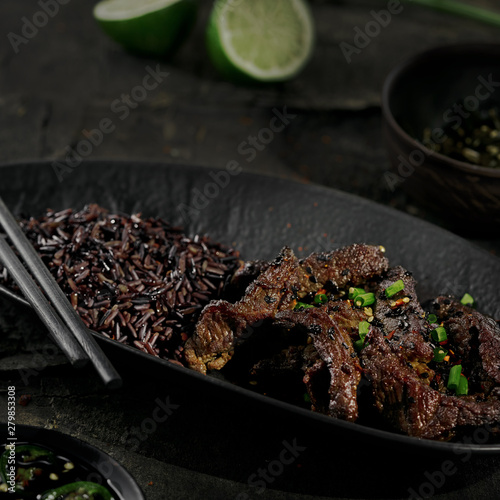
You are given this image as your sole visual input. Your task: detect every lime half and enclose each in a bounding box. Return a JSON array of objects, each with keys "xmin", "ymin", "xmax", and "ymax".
[
  {"xmin": 206, "ymin": 0, "xmax": 315, "ymax": 83},
  {"xmin": 93, "ymin": 0, "xmax": 197, "ymax": 57}
]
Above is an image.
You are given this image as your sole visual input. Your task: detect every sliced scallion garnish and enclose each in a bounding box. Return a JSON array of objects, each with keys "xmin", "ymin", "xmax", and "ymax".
[
  {"xmin": 314, "ymin": 293, "xmax": 328, "ymax": 305},
  {"xmin": 294, "ymin": 302, "xmax": 314, "ymax": 310},
  {"xmin": 457, "ymin": 374, "xmax": 469, "ymax": 396},
  {"xmin": 431, "ymin": 326, "xmax": 448, "ymax": 343},
  {"xmin": 433, "ymin": 347, "xmax": 448, "ymax": 362},
  {"xmin": 358, "ymin": 320, "xmax": 370, "ymax": 337},
  {"xmin": 348, "ymin": 287, "xmax": 365, "ymax": 300},
  {"xmin": 354, "ymin": 292, "xmax": 375, "ymax": 308},
  {"xmin": 460, "ymin": 293, "xmax": 475, "ymax": 307},
  {"xmin": 353, "ymin": 338, "xmax": 365, "ymax": 351},
  {"xmin": 427, "ymin": 313, "xmax": 438, "ymax": 324},
  {"xmin": 353, "ymin": 321, "xmax": 371, "ymax": 351},
  {"xmin": 384, "ymin": 279, "xmax": 405, "ymax": 298},
  {"xmin": 447, "ymin": 364, "xmax": 462, "ymax": 391}
]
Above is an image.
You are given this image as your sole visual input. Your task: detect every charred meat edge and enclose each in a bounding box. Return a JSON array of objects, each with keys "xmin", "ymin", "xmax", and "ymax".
[{"xmin": 275, "ymin": 307, "xmax": 362, "ymax": 422}]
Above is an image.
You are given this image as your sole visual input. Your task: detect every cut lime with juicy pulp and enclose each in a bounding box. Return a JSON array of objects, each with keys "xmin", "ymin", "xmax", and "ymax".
[
  {"xmin": 206, "ymin": 0, "xmax": 315, "ymax": 83},
  {"xmin": 93, "ymin": 0, "xmax": 197, "ymax": 57}
]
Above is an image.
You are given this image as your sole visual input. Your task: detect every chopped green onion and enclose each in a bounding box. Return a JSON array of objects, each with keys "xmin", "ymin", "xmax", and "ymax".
[
  {"xmin": 348, "ymin": 287, "xmax": 365, "ymax": 300},
  {"xmin": 431, "ymin": 326, "xmax": 448, "ymax": 343},
  {"xmin": 294, "ymin": 302, "xmax": 314, "ymax": 310},
  {"xmin": 385, "ymin": 279, "xmax": 405, "ymax": 298},
  {"xmin": 353, "ymin": 321, "xmax": 371, "ymax": 351},
  {"xmin": 427, "ymin": 313, "xmax": 438, "ymax": 324},
  {"xmin": 457, "ymin": 374, "xmax": 469, "ymax": 396},
  {"xmin": 353, "ymin": 338, "xmax": 365, "ymax": 351},
  {"xmin": 314, "ymin": 293, "xmax": 328, "ymax": 305},
  {"xmin": 447, "ymin": 364, "xmax": 462, "ymax": 391},
  {"xmin": 303, "ymin": 392, "xmax": 311, "ymax": 403},
  {"xmin": 432, "ymin": 347, "xmax": 448, "ymax": 362},
  {"xmin": 358, "ymin": 321, "xmax": 370, "ymax": 338},
  {"xmin": 354, "ymin": 293, "xmax": 375, "ymax": 307},
  {"xmin": 460, "ymin": 293, "xmax": 475, "ymax": 307}
]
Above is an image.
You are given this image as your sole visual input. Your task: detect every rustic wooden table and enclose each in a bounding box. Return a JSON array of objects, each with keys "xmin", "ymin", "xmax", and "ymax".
[{"xmin": 1, "ymin": 1, "xmax": 500, "ymax": 499}]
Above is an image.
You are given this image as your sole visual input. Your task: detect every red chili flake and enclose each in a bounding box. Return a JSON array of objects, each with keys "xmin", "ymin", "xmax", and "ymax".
[{"xmin": 385, "ymin": 330, "xmax": 396, "ymax": 340}]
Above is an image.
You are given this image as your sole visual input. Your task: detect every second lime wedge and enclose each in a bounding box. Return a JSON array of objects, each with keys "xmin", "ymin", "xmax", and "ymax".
[{"xmin": 93, "ymin": 0, "xmax": 197, "ymax": 57}]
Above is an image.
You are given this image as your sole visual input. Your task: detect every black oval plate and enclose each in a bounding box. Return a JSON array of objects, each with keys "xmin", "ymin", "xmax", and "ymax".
[
  {"xmin": 0, "ymin": 423, "xmax": 144, "ymax": 499},
  {"xmin": 1, "ymin": 160, "xmax": 500, "ymax": 455}
]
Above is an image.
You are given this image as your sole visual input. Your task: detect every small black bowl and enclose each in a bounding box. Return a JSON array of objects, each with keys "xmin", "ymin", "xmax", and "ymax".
[
  {"xmin": 382, "ymin": 43, "xmax": 500, "ymax": 233},
  {"xmin": 0, "ymin": 424, "xmax": 144, "ymax": 499}
]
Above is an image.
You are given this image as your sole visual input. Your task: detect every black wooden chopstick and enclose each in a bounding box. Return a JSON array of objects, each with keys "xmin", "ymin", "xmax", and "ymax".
[
  {"xmin": 0, "ymin": 198, "xmax": 122, "ymax": 389},
  {"xmin": 0, "ymin": 235, "xmax": 87, "ymax": 368}
]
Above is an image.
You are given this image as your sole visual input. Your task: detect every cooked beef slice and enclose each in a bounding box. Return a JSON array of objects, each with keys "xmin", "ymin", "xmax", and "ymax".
[
  {"xmin": 373, "ymin": 266, "xmax": 434, "ymax": 366},
  {"xmin": 326, "ymin": 300, "xmax": 368, "ymax": 341},
  {"xmin": 433, "ymin": 296, "xmax": 500, "ymax": 395},
  {"xmin": 302, "ymin": 351, "xmax": 330, "ymax": 415},
  {"xmin": 184, "ymin": 246, "xmax": 299, "ymax": 373},
  {"xmin": 297, "ymin": 243, "xmax": 389, "ymax": 297},
  {"xmin": 361, "ymin": 326, "xmax": 500, "ymax": 440},
  {"xmin": 185, "ymin": 244, "xmax": 388, "ymax": 374},
  {"xmin": 275, "ymin": 307, "xmax": 362, "ymax": 422}
]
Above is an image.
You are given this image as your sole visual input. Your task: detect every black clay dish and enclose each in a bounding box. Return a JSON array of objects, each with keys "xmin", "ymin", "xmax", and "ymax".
[
  {"xmin": 1, "ymin": 160, "xmax": 500, "ymax": 457},
  {"xmin": 382, "ymin": 43, "xmax": 500, "ymax": 233},
  {"xmin": 0, "ymin": 423, "xmax": 144, "ymax": 499}
]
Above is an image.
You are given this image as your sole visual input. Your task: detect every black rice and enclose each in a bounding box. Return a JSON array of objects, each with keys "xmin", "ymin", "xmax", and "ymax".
[{"xmin": 0, "ymin": 204, "xmax": 241, "ymax": 365}]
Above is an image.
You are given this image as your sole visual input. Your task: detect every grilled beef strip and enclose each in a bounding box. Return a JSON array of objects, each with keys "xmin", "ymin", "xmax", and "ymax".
[
  {"xmin": 184, "ymin": 246, "xmax": 299, "ymax": 373},
  {"xmin": 184, "ymin": 244, "xmax": 388, "ymax": 374},
  {"xmin": 325, "ymin": 300, "xmax": 368, "ymax": 341},
  {"xmin": 373, "ymin": 266, "xmax": 435, "ymax": 381},
  {"xmin": 432, "ymin": 296, "xmax": 500, "ymax": 396},
  {"xmin": 361, "ymin": 326, "xmax": 500, "ymax": 440},
  {"xmin": 275, "ymin": 306, "xmax": 362, "ymax": 422},
  {"xmin": 301, "ymin": 345, "xmax": 330, "ymax": 415},
  {"xmin": 298, "ymin": 244, "xmax": 388, "ymax": 296},
  {"xmin": 247, "ymin": 299, "xmax": 367, "ymax": 417}
]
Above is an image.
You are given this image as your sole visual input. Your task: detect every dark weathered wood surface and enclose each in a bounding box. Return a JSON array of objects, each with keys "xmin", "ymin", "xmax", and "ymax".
[{"xmin": 1, "ymin": 1, "xmax": 500, "ymax": 499}]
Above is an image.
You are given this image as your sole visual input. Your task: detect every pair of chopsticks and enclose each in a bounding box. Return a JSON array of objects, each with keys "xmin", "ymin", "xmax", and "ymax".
[{"xmin": 0, "ymin": 197, "xmax": 122, "ymax": 389}]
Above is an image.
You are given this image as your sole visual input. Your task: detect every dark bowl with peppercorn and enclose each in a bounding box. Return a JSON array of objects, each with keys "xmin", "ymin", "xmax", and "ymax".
[{"xmin": 381, "ymin": 43, "xmax": 500, "ymax": 233}]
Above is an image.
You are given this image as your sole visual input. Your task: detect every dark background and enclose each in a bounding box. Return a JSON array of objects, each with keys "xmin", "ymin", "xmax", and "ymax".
[{"xmin": 1, "ymin": 1, "xmax": 500, "ymax": 499}]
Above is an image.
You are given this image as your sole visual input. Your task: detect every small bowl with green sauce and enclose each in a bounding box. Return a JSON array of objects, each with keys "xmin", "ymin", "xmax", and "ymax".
[
  {"xmin": 0, "ymin": 425, "xmax": 144, "ymax": 500},
  {"xmin": 381, "ymin": 43, "xmax": 500, "ymax": 233}
]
